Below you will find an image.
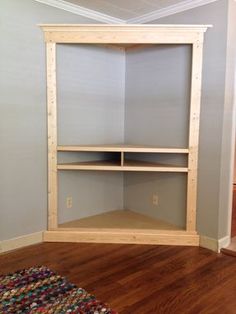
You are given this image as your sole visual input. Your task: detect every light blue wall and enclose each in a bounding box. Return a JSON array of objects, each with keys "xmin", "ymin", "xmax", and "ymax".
[
  {"xmin": 124, "ymin": 45, "xmax": 191, "ymax": 147},
  {"xmin": 57, "ymin": 44, "xmax": 125, "ymax": 223},
  {"xmin": 124, "ymin": 44, "xmax": 191, "ymax": 227},
  {"xmin": 124, "ymin": 0, "xmax": 229, "ymax": 239},
  {"xmin": 0, "ymin": 0, "xmax": 125, "ymax": 239}
]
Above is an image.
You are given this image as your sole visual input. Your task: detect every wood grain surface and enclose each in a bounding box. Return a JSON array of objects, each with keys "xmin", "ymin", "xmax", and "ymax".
[{"xmin": 1, "ymin": 243, "xmax": 236, "ymax": 313}]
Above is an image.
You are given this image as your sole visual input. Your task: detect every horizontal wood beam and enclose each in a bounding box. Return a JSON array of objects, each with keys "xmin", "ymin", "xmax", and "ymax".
[
  {"xmin": 39, "ymin": 24, "xmax": 211, "ymax": 44},
  {"xmin": 44, "ymin": 230, "xmax": 199, "ymax": 246},
  {"xmin": 57, "ymin": 145, "xmax": 189, "ymax": 153}
]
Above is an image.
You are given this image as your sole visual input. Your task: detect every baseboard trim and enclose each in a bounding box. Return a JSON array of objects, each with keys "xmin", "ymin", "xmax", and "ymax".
[
  {"xmin": 0, "ymin": 231, "xmax": 230, "ymax": 253},
  {"xmin": 199, "ymin": 235, "xmax": 230, "ymax": 252},
  {"xmin": 0, "ymin": 231, "xmax": 43, "ymax": 254},
  {"xmin": 218, "ymin": 235, "xmax": 231, "ymax": 251}
]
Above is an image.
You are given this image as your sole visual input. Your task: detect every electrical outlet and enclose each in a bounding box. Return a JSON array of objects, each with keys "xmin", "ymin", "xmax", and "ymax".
[
  {"xmin": 152, "ymin": 194, "xmax": 158, "ymax": 206},
  {"xmin": 66, "ymin": 196, "xmax": 73, "ymax": 209}
]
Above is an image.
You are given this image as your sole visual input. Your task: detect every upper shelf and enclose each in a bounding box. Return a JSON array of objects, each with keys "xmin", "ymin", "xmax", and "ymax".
[
  {"xmin": 57, "ymin": 145, "xmax": 188, "ymax": 172},
  {"xmin": 57, "ymin": 145, "xmax": 189, "ymax": 154}
]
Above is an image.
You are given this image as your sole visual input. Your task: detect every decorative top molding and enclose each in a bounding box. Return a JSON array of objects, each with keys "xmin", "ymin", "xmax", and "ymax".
[
  {"xmin": 127, "ymin": 0, "xmax": 219, "ymax": 24},
  {"xmin": 39, "ymin": 24, "xmax": 212, "ymax": 44},
  {"xmin": 35, "ymin": 0, "xmax": 124, "ymax": 24},
  {"xmin": 39, "ymin": 24, "xmax": 212, "ymax": 31}
]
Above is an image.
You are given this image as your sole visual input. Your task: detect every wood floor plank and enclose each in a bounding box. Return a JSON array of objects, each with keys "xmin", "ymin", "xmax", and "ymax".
[
  {"xmin": 0, "ymin": 243, "xmax": 236, "ymax": 313},
  {"xmin": 122, "ymin": 255, "xmax": 235, "ymax": 314},
  {"xmin": 109, "ymin": 248, "xmax": 219, "ymax": 311}
]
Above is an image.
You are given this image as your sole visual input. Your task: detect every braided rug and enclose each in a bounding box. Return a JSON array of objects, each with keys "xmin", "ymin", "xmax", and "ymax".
[{"xmin": 0, "ymin": 266, "xmax": 117, "ymax": 314}]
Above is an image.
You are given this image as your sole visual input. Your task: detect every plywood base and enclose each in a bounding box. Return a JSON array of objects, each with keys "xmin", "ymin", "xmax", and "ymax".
[
  {"xmin": 59, "ymin": 209, "xmax": 183, "ymax": 231},
  {"xmin": 43, "ymin": 210, "xmax": 200, "ymax": 246}
]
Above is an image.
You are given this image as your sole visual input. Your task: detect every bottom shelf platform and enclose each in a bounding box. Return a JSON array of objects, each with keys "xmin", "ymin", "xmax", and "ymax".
[
  {"xmin": 59, "ymin": 209, "xmax": 182, "ymax": 230},
  {"xmin": 44, "ymin": 210, "xmax": 199, "ymax": 246}
]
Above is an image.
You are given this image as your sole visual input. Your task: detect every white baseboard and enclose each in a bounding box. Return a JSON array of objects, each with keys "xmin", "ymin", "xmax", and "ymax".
[
  {"xmin": 200, "ymin": 235, "xmax": 231, "ymax": 253},
  {"xmin": 218, "ymin": 235, "xmax": 231, "ymax": 251},
  {"xmin": 199, "ymin": 235, "xmax": 218, "ymax": 252},
  {"xmin": 0, "ymin": 231, "xmax": 43, "ymax": 254}
]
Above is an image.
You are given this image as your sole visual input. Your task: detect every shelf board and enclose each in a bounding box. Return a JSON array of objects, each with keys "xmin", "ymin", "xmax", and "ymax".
[
  {"xmin": 57, "ymin": 144, "xmax": 189, "ymax": 154},
  {"xmin": 57, "ymin": 159, "xmax": 188, "ymax": 172},
  {"xmin": 59, "ymin": 209, "xmax": 184, "ymax": 232},
  {"xmin": 58, "ymin": 160, "xmax": 120, "ymax": 171},
  {"xmin": 123, "ymin": 160, "xmax": 188, "ymax": 172}
]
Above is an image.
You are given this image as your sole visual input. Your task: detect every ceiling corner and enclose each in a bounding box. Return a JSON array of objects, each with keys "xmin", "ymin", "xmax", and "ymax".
[
  {"xmin": 34, "ymin": 0, "xmax": 126, "ymax": 24},
  {"xmin": 127, "ymin": 0, "xmax": 219, "ymax": 24},
  {"xmin": 34, "ymin": 0, "xmax": 219, "ymax": 25}
]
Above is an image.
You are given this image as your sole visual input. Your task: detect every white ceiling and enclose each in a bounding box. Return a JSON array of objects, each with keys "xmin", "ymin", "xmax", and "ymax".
[
  {"xmin": 64, "ymin": 0, "xmax": 186, "ymax": 20},
  {"xmin": 36, "ymin": 0, "xmax": 217, "ymax": 24}
]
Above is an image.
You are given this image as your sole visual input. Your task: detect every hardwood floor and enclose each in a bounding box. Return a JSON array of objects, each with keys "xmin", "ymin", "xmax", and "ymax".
[{"xmin": 1, "ymin": 243, "xmax": 236, "ymax": 313}]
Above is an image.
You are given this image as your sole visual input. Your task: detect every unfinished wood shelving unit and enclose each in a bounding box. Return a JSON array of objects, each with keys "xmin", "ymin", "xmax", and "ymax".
[{"xmin": 40, "ymin": 24, "xmax": 211, "ymax": 246}]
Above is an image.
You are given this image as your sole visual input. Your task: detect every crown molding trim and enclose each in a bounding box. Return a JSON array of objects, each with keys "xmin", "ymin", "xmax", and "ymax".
[
  {"xmin": 35, "ymin": 0, "xmax": 125, "ymax": 24},
  {"xmin": 35, "ymin": 0, "xmax": 219, "ymax": 25},
  {"xmin": 127, "ymin": 0, "xmax": 219, "ymax": 24}
]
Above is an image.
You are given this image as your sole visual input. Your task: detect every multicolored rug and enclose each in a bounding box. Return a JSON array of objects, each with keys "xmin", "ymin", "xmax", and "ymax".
[{"xmin": 0, "ymin": 266, "xmax": 117, "ymax": 314}]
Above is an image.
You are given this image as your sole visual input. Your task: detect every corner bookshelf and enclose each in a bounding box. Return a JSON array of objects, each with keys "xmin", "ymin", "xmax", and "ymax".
[{"xmin": 40, "ymin": 24, "xmax": 211, "ymax": 246}]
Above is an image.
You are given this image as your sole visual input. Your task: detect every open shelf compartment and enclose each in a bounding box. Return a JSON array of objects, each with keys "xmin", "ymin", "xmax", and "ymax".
[
  {"xmin": 45, "ymin": 209, "xmax": 199, "ymax": 246},
  {"xmin": 57, "ymin": 144, "xmax": 189, "ymax": 172},
  {"xmin": 45, "ymin": 208, "xmax": 198, "ymax": 245},
  {"xmin": 58, "ymin": 209, "xmax": 183, "ymax": 231}
]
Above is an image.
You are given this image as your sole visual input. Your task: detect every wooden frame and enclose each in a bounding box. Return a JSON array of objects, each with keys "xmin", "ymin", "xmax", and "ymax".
[
  {"xmin": 46, "ymin": 42, "xmax": 58, "ymax": 230},
  {"xmin": 40, "ymin": 24, "xmax": 211, "ymax": 246}
]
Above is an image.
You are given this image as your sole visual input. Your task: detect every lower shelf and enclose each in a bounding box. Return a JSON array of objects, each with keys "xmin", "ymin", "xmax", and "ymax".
[
  {"xmin": 57, "ymin": 160, "xmax": 188, "ymax": 172},
  {"xmin": 59, "ymin": 209, "xmax": 182, "ymax": 231},
  {"xmin": 44, "ymin": 210, "xmax": 199, "ymax": 246}
]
